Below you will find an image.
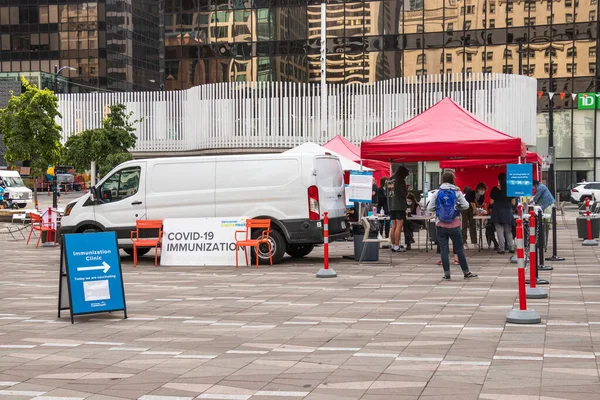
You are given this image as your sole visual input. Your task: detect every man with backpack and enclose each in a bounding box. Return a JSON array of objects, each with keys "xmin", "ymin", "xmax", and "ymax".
[{"xmin": 427, "ymin": 171, "xmax": 478, "ymax": 280}]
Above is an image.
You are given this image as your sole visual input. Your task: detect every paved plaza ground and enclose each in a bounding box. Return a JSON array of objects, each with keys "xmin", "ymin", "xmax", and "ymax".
[{"xmin": 0, "ymin": 206, "xmax": 599, "ymax": 400}]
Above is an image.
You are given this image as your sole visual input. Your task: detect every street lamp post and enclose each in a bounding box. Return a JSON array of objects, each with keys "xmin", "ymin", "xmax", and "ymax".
[
  {"xmin": 148, "ymin": 79, "xmax": 165, "ymax": 91},
  {"xmin": 53, "ymin": 65, "xmax": 76, "ymax": 209}
]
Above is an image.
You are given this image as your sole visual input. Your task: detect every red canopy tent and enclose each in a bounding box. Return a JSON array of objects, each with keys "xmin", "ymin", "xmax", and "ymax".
[
  {"xmin": 323, "ymin": 135, "xmax": 390, "ymax": 182},
  {"xmin": 360, "ymin": 98, "xmax": 525, "ymax": 162}
]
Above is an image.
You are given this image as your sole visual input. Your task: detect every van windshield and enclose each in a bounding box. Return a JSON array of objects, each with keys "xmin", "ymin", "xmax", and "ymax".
[{"xmin": 2, "ymin": 177, "xmax": 25, "ymax": 188}]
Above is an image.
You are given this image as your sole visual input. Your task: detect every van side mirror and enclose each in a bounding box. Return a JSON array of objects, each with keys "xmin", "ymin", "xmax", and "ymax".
[{"xmin": 89, "ymin": 187, "xmax": 97, "ymax": 202}]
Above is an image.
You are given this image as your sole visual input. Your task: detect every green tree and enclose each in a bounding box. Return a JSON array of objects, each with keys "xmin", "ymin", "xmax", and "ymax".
[
  {"xmin": 64, "ymin": 103, "xmax": 138, "ymax": 179},
  {"xmin": 0, "ymin": 77, "xmax": 63, "ymax": 206}
]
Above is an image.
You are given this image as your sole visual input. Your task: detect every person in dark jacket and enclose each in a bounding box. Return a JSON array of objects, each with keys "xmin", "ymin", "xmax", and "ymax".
[
  {"xmin": 490, "ymin": 173, "xmax": 516, "ymax": 254},
  {"xmin": 376, "ymin": 176, "xmax": 390, "ymax": 238},
  {"xmin": 387, "ymin": 166, "xmax": 409, "ymax": 252}
]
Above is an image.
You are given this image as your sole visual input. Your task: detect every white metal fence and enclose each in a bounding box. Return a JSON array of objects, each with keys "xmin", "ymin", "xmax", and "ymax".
[{"xmin": 57, "ymin": 73, "xmax": 538, "ymax": 152}]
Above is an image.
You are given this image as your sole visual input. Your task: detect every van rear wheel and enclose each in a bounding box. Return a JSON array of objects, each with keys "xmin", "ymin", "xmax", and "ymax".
[
  {"xmin": 252, "ymin": 229, "xmax": 285, "ymax": 265},
  {"xmin": 286, "ymin": 244, "xmax": 315, "ymax": 258}
]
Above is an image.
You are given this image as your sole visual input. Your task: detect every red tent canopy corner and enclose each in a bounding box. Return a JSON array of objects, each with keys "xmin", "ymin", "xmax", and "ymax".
[{"xmin": 360, "ymin": 97, "xmax": 525, "ymax": 162}]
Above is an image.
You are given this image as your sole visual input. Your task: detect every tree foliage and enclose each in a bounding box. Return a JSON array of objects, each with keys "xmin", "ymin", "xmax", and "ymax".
[
  {"xmin": 0, "ymin": 77, "xmax": 63, "ymax": 177},
  {"xmin": 64, "ymin": 103, "xmax": 138, "ymax": 177}
]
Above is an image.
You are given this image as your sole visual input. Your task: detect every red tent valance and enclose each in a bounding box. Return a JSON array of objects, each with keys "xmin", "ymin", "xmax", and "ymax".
[
  {"xmin": 360, "ymin": 98, "xmax": 525, "ymax": 162},
  {"xmin": 440, "ymin": 151, "xmax": 541, "ymax": 169}
]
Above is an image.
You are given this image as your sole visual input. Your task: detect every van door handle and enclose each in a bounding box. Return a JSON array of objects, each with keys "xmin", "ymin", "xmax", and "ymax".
[
  {"xmin": 131, "ymin": 201, "xmax": 142, "ymax": 206},
  {"xmin": 338, "ymin": 194, "xmax": 342, "ymax": 197}
]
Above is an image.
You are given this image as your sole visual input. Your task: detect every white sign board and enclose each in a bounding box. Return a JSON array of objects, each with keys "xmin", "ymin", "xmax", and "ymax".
[
  {"xmin": 161, "ymin": 217, "xmax": 249, "ymax": 266},
  {"xmin": 344, "ymin": 185, "xmax": 353, "ymax": 207},
  {"xmin": 349, "ymin": 170, "xmax": 373, "ymax": 203}
]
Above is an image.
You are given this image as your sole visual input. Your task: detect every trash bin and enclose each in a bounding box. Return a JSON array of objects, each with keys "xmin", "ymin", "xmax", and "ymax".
[
  {"xmin": 353, "ymin": 223, "xmax": 380, "ymax": 261},
  {"xmin": 577, "ymin": 216, "xmax": 600, "ymax": 239}
]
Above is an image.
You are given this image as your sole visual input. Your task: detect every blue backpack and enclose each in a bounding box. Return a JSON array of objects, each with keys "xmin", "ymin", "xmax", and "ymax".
[{"xmin": 436, "ymin": 189, "xmax": 460, "ymax": 223}]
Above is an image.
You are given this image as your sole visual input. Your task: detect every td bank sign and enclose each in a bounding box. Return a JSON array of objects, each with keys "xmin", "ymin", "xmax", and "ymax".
[{"xmin": 578, "ymin": 93, "xmax": 600, "ymax": 109}]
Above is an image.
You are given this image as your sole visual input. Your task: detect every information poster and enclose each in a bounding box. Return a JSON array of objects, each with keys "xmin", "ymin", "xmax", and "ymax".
[
  {"xmin": 506, "ymin": 164, "xmax": 533, "ymax": 197},
  {"xmin": 344, "ymin": 185, "xmax": 353, "ymax": 208},
  {"xmin": 61, "ymin": 232, "xmax": 126, "ymax": 322},
  {"xmin": 161, "ymin": 217, "xmax": 249, "ymax": 266},
  {"xmin": 349, "ymin": 170, "xmax": 373, "ymax": 203}
]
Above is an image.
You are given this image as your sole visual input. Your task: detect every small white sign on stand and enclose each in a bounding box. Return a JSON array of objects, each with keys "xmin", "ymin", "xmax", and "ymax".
[
  {"xmin": 161, "ymin": 217, "xmax": 249, "ymax": 266},
  {"xmin": 349, "ymin": 170, "xmax": 373, "ymax": 203}
]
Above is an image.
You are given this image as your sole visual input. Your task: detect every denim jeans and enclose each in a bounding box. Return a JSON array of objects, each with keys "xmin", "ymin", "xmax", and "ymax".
[{"xmin": 436, "ymin": 226, "xmax": 469, "ymax": 275}]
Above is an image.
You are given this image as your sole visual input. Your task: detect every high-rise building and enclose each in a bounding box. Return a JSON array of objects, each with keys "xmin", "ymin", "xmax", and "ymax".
[
  {"xmin": 163, "ymin": 0, "xmax": 600, "ymax": 188},
  {"xmin": 0, "ymin": 0, "xmax": 161, "ymax": 93}
]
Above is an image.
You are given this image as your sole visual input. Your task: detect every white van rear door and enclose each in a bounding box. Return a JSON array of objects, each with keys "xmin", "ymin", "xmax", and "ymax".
[{"xmin": 315, "ymin": 156, "xmax": 346, "ymax": 219}]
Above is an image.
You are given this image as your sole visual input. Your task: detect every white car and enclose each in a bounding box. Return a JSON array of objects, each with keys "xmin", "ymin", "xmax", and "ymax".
[{"xmin": 570, "ymin": 182, "xmax": 600, "ymax": 204}]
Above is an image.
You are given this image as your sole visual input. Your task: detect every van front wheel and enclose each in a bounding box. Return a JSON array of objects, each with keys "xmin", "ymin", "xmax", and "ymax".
[
  {"xmin": 124, "ymin": 248, "xmax": 151, "ymax": 258},
  {"xmin": 252, "ymin": 229, "xmax": 286, "ymax": 265},
  {"xmin": 286, "ymin": 244, "xmax": 315, "ymax": 258}
]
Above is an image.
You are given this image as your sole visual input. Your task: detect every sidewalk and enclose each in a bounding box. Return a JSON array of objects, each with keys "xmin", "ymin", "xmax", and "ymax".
[{"xmin": 0, "ymin": 210, "xmax": 598, "ymax": 399}]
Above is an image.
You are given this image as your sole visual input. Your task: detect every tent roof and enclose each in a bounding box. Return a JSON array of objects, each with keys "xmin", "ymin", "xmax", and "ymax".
[
  {"xmin": 284, "ymin": 142, "xmax": 373, "ymax": 171},
  {"xmin": 440, "ymin": 151, "xmax": 541, "ymax": 169},
  {"xmin": 323, "ymin": 135, "xmax": 389, "ymax": 171},
  {"xmin": 360, "ymin": 97, "xmax": 524, "ymax": 162}
]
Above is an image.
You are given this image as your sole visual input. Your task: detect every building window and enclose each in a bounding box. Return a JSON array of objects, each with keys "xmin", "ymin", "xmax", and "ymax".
[
  {"xmin": 507, "ymin": 18, "xmax": 513, "ymax": 27},
  {"xmin": 490, "ymin": 3, "xmax": 495, "ymax": 13},
  {"xmin": 528, "ymin": 65, "xmax": 536, "ymax": 75},
  {"xmin": 590, "ymin": 63, "xmax": 596, "ymax": 73},
  {"xmin": 566, "ymin": 14, "xmax": 574, "ymax": 23},
  {"xmin": 566, "ymin": 0, "xmax": 572, "ymax": 5},
  {"xmin": 466, "ymin": 67, "xmax": 472, "ymax": 73},
  {"xmin": 417, "ymin": 54, "xmax": 426, "ymax": 64},
  {"xmin": 545, "ymin": 48, "xmax": 557, "ymax": 58},
  {"xmin": 504, "ymin": 49, "xmax": 513, "ymax": 59},
  {"xmin": 590, "ymin": 11, "xmax": 596, "ymax": 21},
  {"xmin": 507, "ymin": 2, "xmax": 514, "ymax": 12},
  {"xmin": 483, "ymin": 66, "xmax": 493, "ymax": 73},
  {"xmin": 590, "ymin": 46, "xmax": 596, "ymax": 57},
  {"xmin": 593, "ymin": 0, "xmax": 598, "ymax": 5},
  {"xmin": 525, "ymin": 17, "xmax": 536, "ymax": 26},
  {"xmin": 466, "ymin": 53, "xmax": 473, "ymax": 62},
  {"xmin": 567, "ymin": 47, "xmax": 577, "ymax": 57},
  {"xmin": 446, "ymin": 68, "xmax": 452, "ymax": 74},
  {"xmin": 461, "ymin": 5, "xmax": 475, "ymax": 14},
  {"xmin": 446, "ymin": 53, "xmax": 452, "ymax": 62},
  {"xmin": 417, "ymin": 24, "xmax": 423, "ymax": 33},
  {"xmin": 489, "ymin": 19, "xmax": 495, "ymax": 28},
  {"xmin": 416, "ymin": 69, "xmax": 427, "ymax": 76},
  {"xmin": 544, "ymin": 63, "xmax": 558, "ymax": 74},
  {"xmin": 464, "ymin": 21, "xmax": 471, "ymax": 30},
  {"xmin": 525, "ymin": 1, "xmax": 536, "ymax": 11},
  {"xmin": 567, "ymin": 63, "xmax": 577, "ymax": 73},
  {"xmin": 503, "ymin": 65, "xmax": 514, "ymax": 74},
  {"xmin": 547, "ymin": 16, "xmax": 553, "ymax": 24},
  {"xmin": 447, "ymin": 23, "xmax": 454, "ymax": 32}
]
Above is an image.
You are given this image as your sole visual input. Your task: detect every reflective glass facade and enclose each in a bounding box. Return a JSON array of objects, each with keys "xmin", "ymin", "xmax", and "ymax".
[
  {"xmin": 0, "ymin": 0, "xmax": 160, "ymax": 92},
  {"xmin": 164, "ymin": 0, "xmax": 600, "ymax": 187}
]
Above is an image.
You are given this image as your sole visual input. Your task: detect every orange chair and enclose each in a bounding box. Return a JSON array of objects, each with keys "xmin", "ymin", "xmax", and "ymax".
[
  {"xmin": 27, "ymin": 213, "xmax": 56, "ymax": 248},
  {"xmin": 130, "ymin": 220, "xmax": 163, "ymax": 267},
  {"xmin": 234, "ymin": 219, "xmax": 272, "ymax": 268}
]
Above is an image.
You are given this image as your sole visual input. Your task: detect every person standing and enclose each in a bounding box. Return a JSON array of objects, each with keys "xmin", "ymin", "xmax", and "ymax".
[
  {"xmin": 462, "ymin": 182, "xmax": 487, "ymax": 248},
  {"xmin": 376, "ymin": 176, "xmax": 390, "ymax": 238},
  {"xmin": 427, "ymin": 171, "xmax": 478, "ymax": 280},
  {"xmin": 404, "ymin": 192, "xmax": 422, "ymax": 250},
  {"xmin": 371, "ymin": 177, "xmax": 378, "ymax": 211},
  {"xmin": 490, "ymin": 173, "xmax": 516, "ymax": 254},
  {"xmin": 387, "ymin": 166, "xmax": 409, "ymax": 253},
  {"xmin": 530, "ymin": 179, "xmax": 555, "ymax": 213}
]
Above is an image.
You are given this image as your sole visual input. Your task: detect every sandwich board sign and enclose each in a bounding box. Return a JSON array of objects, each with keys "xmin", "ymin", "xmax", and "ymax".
[{"xmin": 58, "ymin": 231, "xmax": 127, "ymax": 324}]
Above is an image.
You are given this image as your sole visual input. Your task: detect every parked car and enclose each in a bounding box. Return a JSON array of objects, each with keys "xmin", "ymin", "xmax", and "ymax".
[
  {"xmin": 570, "ymin": 182, "xmax": 600, "ymax": 204},
  {"xmin": 0, "ymin": 170, "xmax": 33, "ymax": 208},
  {"xmin": 59, "ymin": 153, "xmax": 349, "ymax": 264}
]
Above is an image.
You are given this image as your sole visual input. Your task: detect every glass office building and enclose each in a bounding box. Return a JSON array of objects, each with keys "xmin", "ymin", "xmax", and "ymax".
[
  {"xmin": 164, "ymin": 0, "xmax": 600, "ymax": 187},
  {"xmin": 0, "ymin": 0, "xmax": 161, "ymax": 92}
]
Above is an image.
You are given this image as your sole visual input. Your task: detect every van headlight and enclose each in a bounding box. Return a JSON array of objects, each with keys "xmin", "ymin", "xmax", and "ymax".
[{"xmin": 64, "ymin": 202, "xmax": 75, "ymax": 216}]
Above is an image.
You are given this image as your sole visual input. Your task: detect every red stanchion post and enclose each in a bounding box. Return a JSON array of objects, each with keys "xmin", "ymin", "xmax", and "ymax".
[
  {"xmin": 316, "ymin": 211, "xmax": 337, "ymax": 278},
  {"xmin": 507, "ymin": 217, "xmax": 541, "ymax": 324},
  {"xmin": 511, "ymin": 204, "xmax": 524, "ymax": 264},
  {"xmin": 526, "ymin": 211, "xmax": 547, "ymax": 299},
  {"xmin": 583, "ymin": 197, "xmax": 598, "ymax": 246}
]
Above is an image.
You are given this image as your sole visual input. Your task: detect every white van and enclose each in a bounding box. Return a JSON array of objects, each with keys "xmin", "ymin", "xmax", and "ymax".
[
  {"xmin": 0, "ymin": 170, "xmax": 33, "ymax": 208},
  {"xmin": 59, "ymin": 153, "xmax": 349, "ymax": 264}
]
